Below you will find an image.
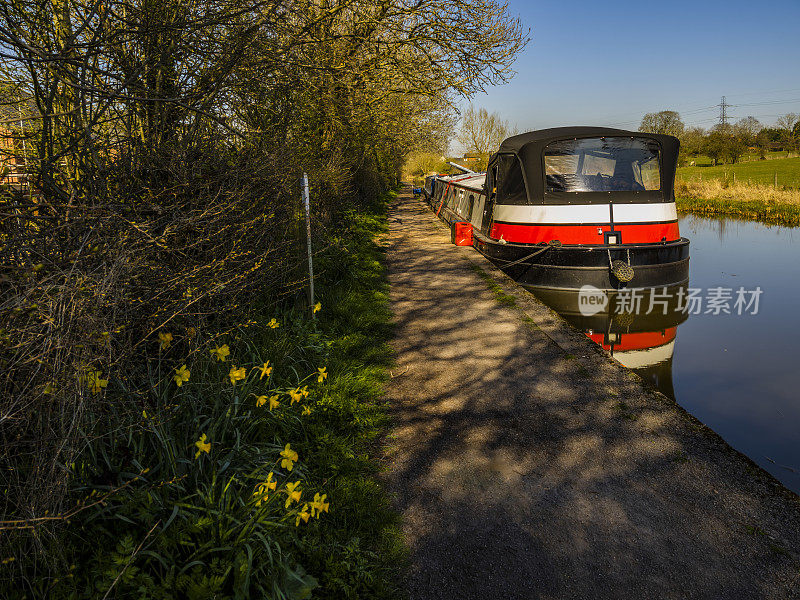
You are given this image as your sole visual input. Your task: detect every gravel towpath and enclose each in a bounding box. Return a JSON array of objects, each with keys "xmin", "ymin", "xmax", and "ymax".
[{"xmin": 383, "ymin": 187, "xmax": 800, "ymax": 599}]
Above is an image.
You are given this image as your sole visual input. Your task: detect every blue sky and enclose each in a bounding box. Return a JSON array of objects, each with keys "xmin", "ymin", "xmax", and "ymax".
[{"xmin": 459, "ymin": 0, "xmax": 800, "ymax": 140}]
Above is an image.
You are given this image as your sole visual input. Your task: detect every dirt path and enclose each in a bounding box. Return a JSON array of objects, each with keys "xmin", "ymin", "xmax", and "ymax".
[{"xmin": 383, "ymin": 187, "xmax": 800, "ymax": 599}]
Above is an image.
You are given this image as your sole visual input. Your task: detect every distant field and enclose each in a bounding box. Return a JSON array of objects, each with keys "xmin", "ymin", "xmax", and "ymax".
[
  {"xmin": 685, "ymin": 150, "xmax": 797, "ymax": 167},
  {"xmin": 677, "ymin": 156, "xmax": 800, "ymax": 189}
]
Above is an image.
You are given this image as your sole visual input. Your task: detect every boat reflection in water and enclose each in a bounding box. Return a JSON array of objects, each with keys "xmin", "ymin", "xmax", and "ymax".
[{"xmin": 528, "ymin": 284, "xmax": 689, "ymax": 400}]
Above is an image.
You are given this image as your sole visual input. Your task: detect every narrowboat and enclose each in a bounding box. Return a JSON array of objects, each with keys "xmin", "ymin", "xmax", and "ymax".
[{"xmin": 424, "ymin": 127, "xmax": 690, "ymax": 290}]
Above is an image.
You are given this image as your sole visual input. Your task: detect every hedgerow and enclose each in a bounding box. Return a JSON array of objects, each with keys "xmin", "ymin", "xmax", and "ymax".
[
  {"xmin": 2, "ymin": 191, "xmax": 401, "ymax": 598},
  {"xmin": 0, "ymin": 0, "xmax": 527, "ymax": 594}
]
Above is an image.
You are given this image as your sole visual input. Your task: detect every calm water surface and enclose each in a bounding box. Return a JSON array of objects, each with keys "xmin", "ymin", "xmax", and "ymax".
[
  {"xmin": 672, "ymin": 214, "xmax": 800, "ymax": 492},
  {"xmin": 532, "ymin": 214, "xmax": 800, "ymax": 493}
]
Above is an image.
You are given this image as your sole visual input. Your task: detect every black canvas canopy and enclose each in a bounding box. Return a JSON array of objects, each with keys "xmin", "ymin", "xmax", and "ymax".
[{"xmin": 491, "ymin": 126, "xmax": 680, "ymax": 204}]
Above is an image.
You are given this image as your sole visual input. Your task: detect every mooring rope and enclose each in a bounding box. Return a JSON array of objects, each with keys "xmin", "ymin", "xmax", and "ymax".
[{"xmin": 498, "ymin": 239, "xmax": 563, "ymax": 269}]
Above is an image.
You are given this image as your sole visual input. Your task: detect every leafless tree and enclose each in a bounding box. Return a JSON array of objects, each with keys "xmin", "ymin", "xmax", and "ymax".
[
  {"xmin": 457, "ymin": 105, "xmax": 516, "ymax": 158},
  {"xmin": 639, "ymin": 110, "xmax": 685, "ymax": 138},
  {"xmin": 776, "ymin": 113, "xmax": 799, "ymax": 133},
  {"xmin": 734, "ymin": 116, "xmax": 763, "ymax": 146}
]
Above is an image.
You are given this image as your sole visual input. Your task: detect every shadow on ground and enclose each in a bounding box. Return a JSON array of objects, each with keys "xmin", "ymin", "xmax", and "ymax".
[{"xmin": 383, "ymin": 189, "xmax": 800, "ymax": 600}]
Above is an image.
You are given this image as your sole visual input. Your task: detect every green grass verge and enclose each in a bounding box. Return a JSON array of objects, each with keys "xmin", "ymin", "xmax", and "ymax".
[
  {"xmin": 468, "ymin": 263, "xmax": 517, "ymax": 307},
  {"xmin": 676, "ymin": 196, "xmax": 800, "ymax": 227},
  {"xmin": 677, "ymin": 156, "xmax": 800, "ymax": 188},
  {"xmin": 7, "ymin": 191, "xmax": 403, "ymax": 599}
]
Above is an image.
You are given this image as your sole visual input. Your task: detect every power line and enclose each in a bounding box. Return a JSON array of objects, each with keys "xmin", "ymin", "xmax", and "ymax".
[
  {"xmin": 596, "ymin": 88, "xmax": 800, "ymax": 125},
  {"xmin": 725, "ymin": 87, "xmax": 800, "ymax": 99},
  {"xmin": 679, "ymin": 105, "xmax": 718, "ymax": 116},
  {"xmin": 598, "ymin": 93, "xmax": 799, "ymax": 130},
  {"xmin": 733, "ymin": 98, "xmax": 800, "ymax": 107}
]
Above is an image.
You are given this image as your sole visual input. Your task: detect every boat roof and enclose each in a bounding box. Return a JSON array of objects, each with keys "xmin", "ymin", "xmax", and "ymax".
[
  {"xmin": 494, "ymin": 126, "xmax": 681, "ymax": 202},
  {"xmin": 498, "ymin": 126, "xmax": 678, "ymax": 153},
  {"xmin": 437, "ymin": 172, "xmax": 486, "ymax": 192}
]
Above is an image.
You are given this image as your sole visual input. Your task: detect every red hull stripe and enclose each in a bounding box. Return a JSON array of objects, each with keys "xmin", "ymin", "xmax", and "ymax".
[
  {"xmin": 489, "ymin": 221, "xmax": 680, "ymax": 244},
  {"xmin": 587, "ymin": 328, "xmax": 677, "ymax": 352}
]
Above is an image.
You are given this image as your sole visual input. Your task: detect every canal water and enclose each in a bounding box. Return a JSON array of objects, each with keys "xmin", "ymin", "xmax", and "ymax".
[{"xmin": 533, "ymin": 214, "xmax": 800, "ymax": 493}]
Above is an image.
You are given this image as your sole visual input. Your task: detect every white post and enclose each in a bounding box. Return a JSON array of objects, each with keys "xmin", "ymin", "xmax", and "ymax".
[
  {"xmin": 18, "ymin": 104, "xmax": 26, "ymax": 193},
  {"xmin": 302, "ymin": 173, "xmax": 315, "ymax": 318}
]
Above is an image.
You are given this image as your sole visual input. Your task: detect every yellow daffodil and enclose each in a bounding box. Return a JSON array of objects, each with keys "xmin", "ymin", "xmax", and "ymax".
[
  {"xmin": 210, "ymin": 344, "xmax": 230, "ymax": 362},
  {"xmin": 85, "ymin": 369, "xmax": 108, "ymax": 394},
  {"xmin": 317, "ymin": 367, "xmax": 327, "ymax": 383},
  {"xmin": 267, "ymin": 318, "xmax": 279, "ymax": 329},
  {"xmin": 258, "ymin": 361, "xmax": 273, "ymax": 379},
  {"xmin": 295, "ymin": 504, "xmax": 311, "ymax": 526},
  {"xmin": 194, "ymin": 433, "xmax": 211, "ymax": 458},
  {"xmin": 256, "ymin": 395, "xmax": 268, "ymax": 407},
  {"xmin": 229, "ymin": 365, "xmax": 246, "ymax": 385},
  {"xmin": 301, "ymin": 386, "xmax": 309, "ymax": 398},
  {"xmin": 173, "ymin": 364, "xmax": 190, "ymax": 387},
  {"xmin": 310, "ymin": 493, "xmax": 329, "ymax": 517},
  {"xmin": 302, "ymin": 406, "xmax": 311, "ymax": 416},
  {"xmin": 280, "ymin": 443, "xmax": 298, "ymax": 471},
  {"xmin": 285, "ymin": 481, "xmax": 302, "ymax": 508},
  {"xmin": 269, "ymin": 395, "xmax": 280, "ymax": 411},
  {"xmin": 288, "ymin": 388, "xmax": 303, "ymax": 405},
  {"xmin": 159, "ymin": 332, "xmax": 173, "ymax": 350},
  {"xmin": 254, "ymin": 472, "xmax": 277, "ymax": 505},
  {"xmin": 313, "ymin": 302, "xmax": 321, "ymax": 314}
]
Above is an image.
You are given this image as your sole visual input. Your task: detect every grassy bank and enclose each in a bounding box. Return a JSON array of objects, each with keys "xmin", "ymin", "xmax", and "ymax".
[
  {"xmin": 681, "ymin": 150, "xmax": 798, "ymax": 168},
  {"xmin": 2, "ymin": 192, "xmax": 403, "ymax": 599},
  {"xmin": 675, "ymin": 179, "xmax": 800, "ymax": 226},
  {"xmin": 677, "ymin": 156, "xmax": 800, "ymax": 188}
]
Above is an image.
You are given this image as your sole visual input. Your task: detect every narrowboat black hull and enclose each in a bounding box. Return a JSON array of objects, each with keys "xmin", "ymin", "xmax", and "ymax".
[
  {"xmin": 432, "ymin": 200, "xmax": 689, "ymax": 291},
  {"xmin": 473, "ymin": 231, "xmax": 689, "ymax": 291}
]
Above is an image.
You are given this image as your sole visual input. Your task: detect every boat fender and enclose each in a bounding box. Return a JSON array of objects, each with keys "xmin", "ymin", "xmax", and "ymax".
[{"xmin": 608, "ymin": 248, "xmax": 635, "ymax": 283}]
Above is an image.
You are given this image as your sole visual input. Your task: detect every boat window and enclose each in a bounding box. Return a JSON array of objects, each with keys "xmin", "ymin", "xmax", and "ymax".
[
  {"xmin": 495, "ymin": 154, "xmax": 527, "ymax": 204},
  {"xmin": 544, "ymin": 137, "xmax": 661, "ymax": 193}
]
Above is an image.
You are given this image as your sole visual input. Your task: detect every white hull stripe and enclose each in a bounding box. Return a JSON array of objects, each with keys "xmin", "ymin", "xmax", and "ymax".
[
  {"xmin": 493, "ymin": 204, "xmax": 609, "ymax": 224},
  {"xmin": 493, "ymin": 203, "xmax": 677, "ymax": 225},
  {"xmin": 613, "ymin": 203, "xmax": 677, "ymax": 223},
  {"xmin": 613, "ymin": 340, "xmax": 675, "ymax": 369}
]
